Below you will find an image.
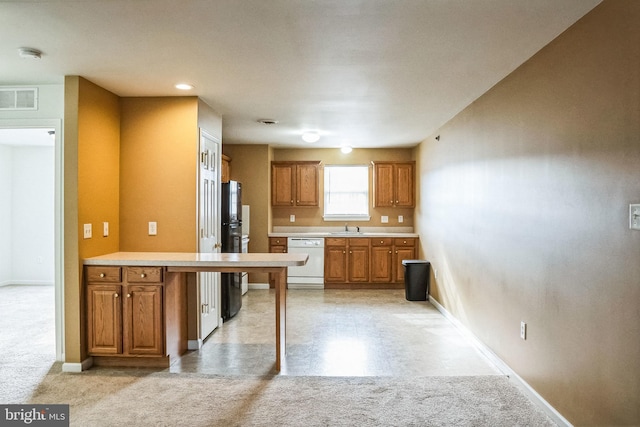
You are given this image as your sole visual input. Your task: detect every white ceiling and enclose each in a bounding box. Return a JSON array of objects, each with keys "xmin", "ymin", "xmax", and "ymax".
[{"xmin": 0, "ymin": 0, "xmax": 602, "ymax": 149}]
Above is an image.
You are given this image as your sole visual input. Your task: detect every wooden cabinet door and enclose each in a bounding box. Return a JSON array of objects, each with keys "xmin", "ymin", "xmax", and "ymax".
[
  {"xmin": 269, "ymin": 238, "xmax": 288, "ymax": 288},
  {"xmin": 87, "ymin": 284, "xmax": 122, "ymax": 355},
  {"xmin": 371, "ymin": 238, "xmax": 393, "ymax": 283},
  {"xmin": 324, "ymin": 241, "xmax": 347, "ymax": 283},
  {"xmin": 394, "ymin": 239, "xmax": 417, "ymax": 283},
  {"xmin": 296, "ymin": 163, "xmax": 319, "ymax": 206},
  {"xmin": 373, "ymin": 163, "xmax": 394, "ymax": 207},
  {"xmin": 123, "ymin": 284, "xmax": 164, "ymax": 355},
  {"xmin": 271, "ymin": 163, "xmax": 294, "ymax": 206},
  {"xmin": 394, "ymin": 163, "xmax": 414, "ymax": 207},
  {"xmin": 348, "ymin": 239, "xmax": 370, "ymax": 282}
]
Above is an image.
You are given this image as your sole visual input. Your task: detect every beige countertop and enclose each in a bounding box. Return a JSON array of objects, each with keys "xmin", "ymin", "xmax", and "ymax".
[{"xmin": 84, "ymin": 251, "xmax": 308, "ymax": 267}]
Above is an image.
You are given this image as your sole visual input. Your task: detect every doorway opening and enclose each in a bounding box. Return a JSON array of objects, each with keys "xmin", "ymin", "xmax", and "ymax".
[{"xmin": 0, "ymin": 120, "xmax": 63, "ymax": 362}]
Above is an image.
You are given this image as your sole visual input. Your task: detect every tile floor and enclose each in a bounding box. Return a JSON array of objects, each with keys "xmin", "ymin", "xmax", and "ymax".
[{"xmin": 172, "ymin": 289, "xmax": 502, "ymax": 377}]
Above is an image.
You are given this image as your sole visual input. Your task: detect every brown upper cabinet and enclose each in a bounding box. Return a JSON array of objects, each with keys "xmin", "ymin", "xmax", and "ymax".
[
  {"xmin": 372, "ymin": 161, "xmax": 415, "ymax": 208},
  {"xmin": 221, "ymin": 154, "xmax": 231, "ymax": 183},
  {"xmin": 271, "ymin": 161, "xmax": 321, "ymax": 207}
]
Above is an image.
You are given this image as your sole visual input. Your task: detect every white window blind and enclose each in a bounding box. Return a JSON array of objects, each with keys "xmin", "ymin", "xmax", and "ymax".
[{"xmin": 323, "ymin": 165, "xmax": 370, "ymax": 221}]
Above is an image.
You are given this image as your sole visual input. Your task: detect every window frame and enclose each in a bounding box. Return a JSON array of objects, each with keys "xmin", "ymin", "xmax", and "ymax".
[{"xmin": 322, "ymin": 164, "xmax": 371, "ymax": 221}]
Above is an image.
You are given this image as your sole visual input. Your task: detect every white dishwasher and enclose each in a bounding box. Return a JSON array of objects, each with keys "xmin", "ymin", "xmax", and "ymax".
[{"xmin": 287, "ymin": 237, "xmax": 324, "ymax": 289}]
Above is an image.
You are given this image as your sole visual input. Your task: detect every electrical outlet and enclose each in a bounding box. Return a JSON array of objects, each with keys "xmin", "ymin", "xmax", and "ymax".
[
  {"xmin": 83, "ymin": 224, "xmax": 92, "ymax": 239},
  {"xmin": 103, "ymin": 222, "xmax": 109, "ymax": 237},
  {"xmin": 520, "ymin": 321, "xmax": 527, "ymax": 340},
  {"xmin": 381, "ymin": 215, "xmax": 389, "ymax": 223},
  {"xmin": 290, "ymin": 214, "xmax": 295, "ymax": 223},
  {"xmin": 630, "ymin": 204, "xmax": 640, "ymax": 230},
  {"xmin": 148, "ymin": 221, "xmax": 157, "ymax": 236}
]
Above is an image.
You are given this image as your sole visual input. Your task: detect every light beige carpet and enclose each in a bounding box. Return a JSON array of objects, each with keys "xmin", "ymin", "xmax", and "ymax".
[{"xmin": 23, "ymin": 363, "xmax": 556, "ymax": 426}]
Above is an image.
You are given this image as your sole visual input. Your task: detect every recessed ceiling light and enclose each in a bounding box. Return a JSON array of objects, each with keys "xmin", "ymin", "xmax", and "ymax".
[
  {"xmin": 302, "ymin": 132, "xmax": 320, "ymax": 143},
  {"xmin": 175, "ymin": 83, "xmax": 194, "ymax": 90},
  {"xmin": 18, "ymin": 47, "xmax": 42, "ymax": 59}
]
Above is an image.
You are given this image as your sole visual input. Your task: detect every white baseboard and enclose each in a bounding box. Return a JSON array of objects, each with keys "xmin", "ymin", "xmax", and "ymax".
[
  {"xmin": 248, "ymin": 283, "xmax": 269, "ymax": 290},
  {"xmin": 188, "ymin": 339, "xmax": 203, "ymax": 350},
  {"xmin": 0, "ymin": 280, "xmax": 54, "ymax": 286},
  {"xmin": 62, "ymin": 357, "xmax": 93, "ymax": 372},
  {"xmin": 429, "ymin": 297, "xmax": 572, "ymax": 427}
]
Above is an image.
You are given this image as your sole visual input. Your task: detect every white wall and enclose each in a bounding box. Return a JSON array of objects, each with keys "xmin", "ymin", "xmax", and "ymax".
[
  {"xmin": 11, "ymin": 146, "xmax": 55, "ymax": 284},
  {"xmin": 0, "ymin": 145, "xmax": 12, "ymax": 285},
  {"xmin": 0, "ymin": 145, "xmax": 54, "ymax": 286}
]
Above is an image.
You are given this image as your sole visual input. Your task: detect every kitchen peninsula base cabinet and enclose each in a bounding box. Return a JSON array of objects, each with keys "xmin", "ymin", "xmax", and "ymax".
[
  {"xmin": 85, "ymin": 266, "xmax": 188, "ymax": 368},
  {"xmin": 325, "ymin": 237, "xmax": 417, "ymax": 289}
]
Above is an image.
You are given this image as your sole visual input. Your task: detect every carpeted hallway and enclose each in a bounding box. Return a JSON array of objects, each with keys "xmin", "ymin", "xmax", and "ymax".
[{"xmin": 0, "ymin": 285, "xmax": 557, "ymax": 426}]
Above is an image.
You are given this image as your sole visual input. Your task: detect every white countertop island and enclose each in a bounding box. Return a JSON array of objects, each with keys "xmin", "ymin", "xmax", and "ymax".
[{"xmin": 83, "ymin": 251, "xmax": 308, "ymax": 371}]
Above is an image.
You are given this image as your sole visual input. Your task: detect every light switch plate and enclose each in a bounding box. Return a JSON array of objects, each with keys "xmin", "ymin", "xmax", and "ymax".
[
  {"xmin": 630, "ymin": 204, "xmax": 640, "ymax": 230},
  {"xmin": 148, "ymin": 221, "xmax": 157, "ymax": 236},
  {"xmin": 103, "ymin": 222, "xmax": 109, "ymax": 237},
  {"xmin": 398, "ymin": 215, "xmax": 404, "ymax": 223},
  {"xmin": 290, "ymin": 214, "xmax": 295, "ymax": 222},
  {"xmin": 83, "ymin": 223, "xmax": 92, "ymax": 239}
]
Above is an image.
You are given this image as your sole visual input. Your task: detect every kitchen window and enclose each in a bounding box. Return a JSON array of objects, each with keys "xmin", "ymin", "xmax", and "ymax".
[{"xmin": 323, "ymin": 165, "xmax": 370, "ymax": 221}]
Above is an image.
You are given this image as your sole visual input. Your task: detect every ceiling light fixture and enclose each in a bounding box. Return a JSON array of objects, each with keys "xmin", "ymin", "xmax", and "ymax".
[
  {"xmin": 175, "ymin": 83, "xmax": 194, "ymax": 90},
  {"xmin": 257, "ymin": 119, "xmax": 279, "ymax": 125},
  {"xmin": 340, "ymin": 146, "xmax": 352, "ymax": 154},
  {"xmin": 18, "ymin": 47, "xmax": 42, "ymax": 59},
  {"xmin": 302, "ymin": 132, "xmax": 320, "ymax": 143}
]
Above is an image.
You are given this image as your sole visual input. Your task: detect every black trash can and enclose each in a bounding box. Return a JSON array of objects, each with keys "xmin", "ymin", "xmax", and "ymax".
[{"xmin": 402, "ymin": 260, "xmax": 430, "ymax": 301}]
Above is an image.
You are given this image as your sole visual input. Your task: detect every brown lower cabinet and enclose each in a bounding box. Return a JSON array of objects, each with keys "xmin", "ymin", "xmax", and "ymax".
[
  {"xmin": 324, "ymin": 237, "xmax": 417, "ymax": 289},
  {"xmin": 85, "ymin": 266, "xmax": 187, "ymax": 367},
  {"xmin": 268, "ymin": 237, "xmax": 288, "ymax": 288}
]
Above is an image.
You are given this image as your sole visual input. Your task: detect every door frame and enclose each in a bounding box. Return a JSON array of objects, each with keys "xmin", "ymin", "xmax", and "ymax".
[{"xmin": 0, "ymin": 118, "xmax": 64, "ymax": 362}]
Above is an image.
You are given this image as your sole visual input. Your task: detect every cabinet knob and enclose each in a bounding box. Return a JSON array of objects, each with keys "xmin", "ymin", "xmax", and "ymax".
[
  {"xmin": 282, "ymin": 249, "xmax": 286, "ymax": 253},
  {"xmin": 127, "ymin": 293, "xmax": 132, "ymax": 298},
  {"xmin": 114, "ymin": 293, "xmax": 119, "ymax": 298},
  {"xmin": 342, "ymin": 251, "xmax": 346, "ymax": 254},
  {"xmin": 140, "ymin": 273, "xmax": 146, "ymax": 278},
  {"xmin": 349, "ymin": 251, "xmax": 352, "ymax": 254},
  {"xmin": 395, "ymin": 250, "xmax": 398, "ymax": 254},
  {"xmin": 396, "ymin": 200, "xmax": 399, "ymax": 203},
  {"xmin": 290, "ymin": 200, "xmax": 294, "ymax": 205},
  {"xmin": 380, "ymin": 240, "xmax": 384, "ymax": 244},
  {"xmin": 389, "ymin": 251, "xmax": 392, "ymax": 254},
  {"xmin": 100, "ymin": 273, "xmax": 105, "ymax": 278},
  {"xmin": 403, "ymin": 240, "xmax": 407, "ymax": 243}
]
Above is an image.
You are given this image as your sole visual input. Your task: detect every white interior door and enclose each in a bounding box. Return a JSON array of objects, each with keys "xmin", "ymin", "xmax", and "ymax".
[{"xmin": 198, "ymin": 130, "xmax": 221, "ymax": 339}]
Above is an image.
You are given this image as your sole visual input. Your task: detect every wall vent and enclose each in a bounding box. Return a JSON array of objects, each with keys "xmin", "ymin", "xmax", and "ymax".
[{"xmin": 0, "ymin": 87, "xmax": 38, "ymax": 110}]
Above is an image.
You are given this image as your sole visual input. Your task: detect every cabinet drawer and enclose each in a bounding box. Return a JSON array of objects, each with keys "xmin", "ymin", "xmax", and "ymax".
[
  {"xmin": 86, "ymin": 266, "xmax": 122, "ymax": 283},
  {"xmin": 325, "ymin": 237, "xmax": 346, "ymax": 246},
  {"xmin": 348, "ymin": 238, "xmax": 370, "ymax": 247},
  {"xmin": 127, "ymin": 267, "xmax": 163, "ymax": 283},
  {"xmin": 371, "ymin": 238, "xmax": 392, "ymax": 247},
  {"xmin": 269, "ymin": 237, "xmax": 287, "ymax": 246},
  {"xmin": 394, "ymin": 238, "xmax": 415, "ymax": 247}
]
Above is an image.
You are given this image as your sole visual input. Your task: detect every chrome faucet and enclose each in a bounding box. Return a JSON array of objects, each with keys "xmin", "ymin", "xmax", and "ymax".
[{"xmin": 344, "ymin": 223, "xmax": 348, "ymax": 232}]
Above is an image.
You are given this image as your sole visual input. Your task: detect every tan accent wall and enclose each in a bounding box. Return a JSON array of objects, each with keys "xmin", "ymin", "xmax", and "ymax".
[
  {"xmin": 222, "ymin": 144, "xmax": 270, "ymax": 283},
  {"xmin": 415, "ymin": 1, "xmax": 640, "ymax": 424},
  {"xmin": 64, "ymin": 76, "xmax": 121, "ymax": 363},
  {"xmin": 271, "ymin": 148, "xmax": 415, "ymax": 228},
  {"xmin": 119, "ymin": 97, "xmax": 199, "ymax": 252}
]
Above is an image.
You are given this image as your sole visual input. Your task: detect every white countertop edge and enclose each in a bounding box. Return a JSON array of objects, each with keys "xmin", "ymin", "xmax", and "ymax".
[{"xmin": 83, "ymin": 252, "xmax": 308, "ymax": 267}]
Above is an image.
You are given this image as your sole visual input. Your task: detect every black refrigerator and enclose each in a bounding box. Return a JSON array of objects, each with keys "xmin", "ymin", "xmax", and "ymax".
[{"xmin": 221, "ymin": 180, "xmax": 242, "ymax": 320}]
